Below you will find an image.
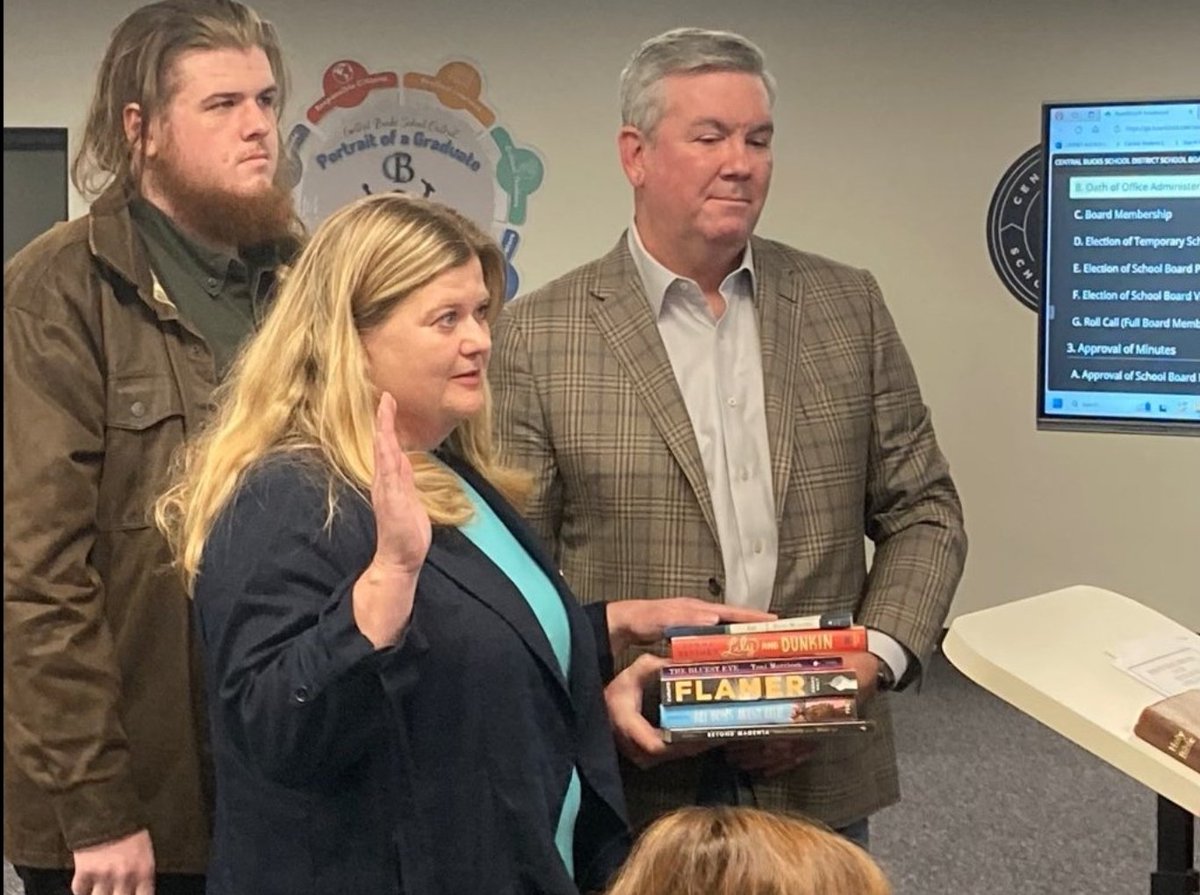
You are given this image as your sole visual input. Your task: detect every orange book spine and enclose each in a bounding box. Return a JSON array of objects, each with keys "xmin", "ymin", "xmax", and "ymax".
[{"xmin": 669, "ymin": 626, "xmax": 868, "ymax": 662}]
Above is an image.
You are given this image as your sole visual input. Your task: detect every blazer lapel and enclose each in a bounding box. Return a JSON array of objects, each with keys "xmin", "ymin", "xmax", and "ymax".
[
  {"xmin": 446, "ymin": 462, "xmax": 631, "ymax": 825},
  {"xmin": 586, "ymin": 238, "xmax": 720, "ymax": 543},
  {"xmin": 445, "ymin": 453, "xmax": 577, "ymax": 607},
  {"xmin": 423, "ymin": 516, "xmax": 571, "ymax": 701},
  {"xmin": 446, "ymin": 453, "xmax": 604, "ymax": 695},
  {"xmin": 752, "ymin": 237, "xmax": 805, "ymax": 525}
]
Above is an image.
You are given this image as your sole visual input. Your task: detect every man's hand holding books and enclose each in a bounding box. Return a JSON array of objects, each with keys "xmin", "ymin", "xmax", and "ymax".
[{"xmin": 605, "ymin": 598, "xmax": 775, "ymax": 655}]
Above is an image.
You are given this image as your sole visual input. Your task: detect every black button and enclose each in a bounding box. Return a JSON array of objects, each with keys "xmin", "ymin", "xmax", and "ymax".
[
  {"xmin": 707, "ymin": 577, "xmax": 723, "ymax": 597},
  {"xmin": 291, "ymin": 686, "xmax": 311, "ymax": 704}
]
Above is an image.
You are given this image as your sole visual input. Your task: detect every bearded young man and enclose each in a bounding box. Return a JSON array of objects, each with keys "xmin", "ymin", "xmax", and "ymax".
[{"xmin": 3, "ymin": 3, "xmax": 300, "ymax": 894}]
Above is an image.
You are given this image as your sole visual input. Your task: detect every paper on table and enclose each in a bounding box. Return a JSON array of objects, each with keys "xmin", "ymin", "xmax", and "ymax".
[{"xmin": 1109, "ymin": 632, "xmax": 1200, "ymax": 698}]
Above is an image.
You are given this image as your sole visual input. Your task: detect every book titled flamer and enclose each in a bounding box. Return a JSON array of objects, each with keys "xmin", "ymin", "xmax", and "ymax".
[
  {"xmin": 660, "ymin": 696, "xmax": 856, "ymax": 730},
  {"xmin": 664, "ymin": 610, "xmax": 854, "ymax": 639},
  {"xmin": 1133, "ymin": 688, "xmax": 1200, "ymax": 773},
  {"xmin": 662, "ymin": 719, "xmax": 874, "ymax": 743},
  {"xmin": 661, "ymin": 670, "xmax": 858, "ymax": 705},
  {"xmin": 668, "ymin": 625, "xmax": 868, "ymax": 663}
]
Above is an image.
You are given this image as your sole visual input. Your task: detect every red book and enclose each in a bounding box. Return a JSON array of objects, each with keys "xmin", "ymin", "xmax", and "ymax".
[{"xmin": 668, "ymin": 626, "xmax": 868, "ymax": 663}]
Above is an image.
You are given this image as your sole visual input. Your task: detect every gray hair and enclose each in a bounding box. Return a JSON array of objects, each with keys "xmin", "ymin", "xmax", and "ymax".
[{"xmin": 619, "ymin": 28, "xmax": 776, "ymax": 136}]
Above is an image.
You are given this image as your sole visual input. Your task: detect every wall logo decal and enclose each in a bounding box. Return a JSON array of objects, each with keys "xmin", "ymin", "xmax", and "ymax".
[
  {"xmin": 286, "ymin": 58, "xmax": 544, "ymax": 300},
  {"xmin": 986, "ymin": 145, "xmax": 1043, "ymax": 311}
]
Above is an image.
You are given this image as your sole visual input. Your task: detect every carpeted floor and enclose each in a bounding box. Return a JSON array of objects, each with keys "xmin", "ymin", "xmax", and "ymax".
[
  {"xmin": 874, "ymin": 650, "xmax": 1195, "ymax": 895},
  {"xmin": 5, "ymin": 651, "xmax": 1195, "ymax": 894}
]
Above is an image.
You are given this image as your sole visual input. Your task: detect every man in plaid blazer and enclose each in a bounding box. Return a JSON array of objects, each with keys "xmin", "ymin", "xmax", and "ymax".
[{"xmin": 490, "ymin": 27, "xmax": 967, "ymax": 840}]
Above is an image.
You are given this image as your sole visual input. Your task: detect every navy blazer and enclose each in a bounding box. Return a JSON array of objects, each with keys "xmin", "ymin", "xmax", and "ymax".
[{"xmin": 194, "ymin": 453, "xmax": 630, "ymax": 895}]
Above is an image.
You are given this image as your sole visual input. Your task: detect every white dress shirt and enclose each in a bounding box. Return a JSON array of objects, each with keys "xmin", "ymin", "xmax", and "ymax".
[
  {"xmin": 627, "ymin": 224, "xmax": 777, "ymax": 610},
  {"xmin": 626, "ymin": 223, "xmax": 910, "ymax": 684}
]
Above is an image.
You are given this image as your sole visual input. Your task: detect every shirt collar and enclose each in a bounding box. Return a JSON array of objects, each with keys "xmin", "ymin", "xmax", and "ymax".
[
  {"xmin": 130, "ymin": 198, "xmax": 260, "ymax": 297},
  {"xmin": 626, "ymin": 218, "xmax": 756, "ymax": 318}
]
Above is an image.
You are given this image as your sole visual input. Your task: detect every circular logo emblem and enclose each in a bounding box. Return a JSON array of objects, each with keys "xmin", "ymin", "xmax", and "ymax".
[
  {"xmin": 330, "ymin": 61, "xmax": 356, "ymax": 85},
  {"xmin": 986, "ymin": 145, "xmax": 1043, "ymax": 311},
  {"xmin": 287, "ymin": 58, "xmax": 544, "ymax": 301}
]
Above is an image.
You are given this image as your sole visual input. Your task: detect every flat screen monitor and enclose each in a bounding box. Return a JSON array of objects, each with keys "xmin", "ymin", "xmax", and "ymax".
[
  {"xmin": 1039, "ymin": 98, "xmax": 1200, "ymax": 435},
  {"xmin": 4, "ymin": 127, "xmax": 68, "ymax": 264}
]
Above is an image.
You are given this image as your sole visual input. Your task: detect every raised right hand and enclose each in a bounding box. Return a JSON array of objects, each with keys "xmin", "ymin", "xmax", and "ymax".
[
  {"xmin": 71, "ymin": 828, "xmax": 155, "ymax": 895},
  {"xmin": 370, "ymin": 391, "xmax": 432, "ymax": 574},
  {"xmin": 352, "ymin": 393, "xmax": 430, "ymax": 647}
]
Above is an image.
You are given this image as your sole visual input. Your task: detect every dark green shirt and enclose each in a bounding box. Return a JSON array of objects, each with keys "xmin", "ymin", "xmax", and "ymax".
[{"xmin": 130, "ymin": 199, "xmax": 280, "ymax": 377}]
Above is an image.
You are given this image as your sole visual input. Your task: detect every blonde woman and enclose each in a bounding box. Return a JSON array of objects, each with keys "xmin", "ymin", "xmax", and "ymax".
[
  {"xmin": 156, "ymin": 192, "xmax": 763, "ymax": 895},
  {"xmin": 605, "ymin": 806, "xmax": 892, "ymax": 895}
]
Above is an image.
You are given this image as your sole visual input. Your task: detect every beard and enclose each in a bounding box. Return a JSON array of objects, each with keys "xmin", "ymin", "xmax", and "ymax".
[{"xmin": 145, "ymin": 152, "xmax": 297, "ymax": 250}]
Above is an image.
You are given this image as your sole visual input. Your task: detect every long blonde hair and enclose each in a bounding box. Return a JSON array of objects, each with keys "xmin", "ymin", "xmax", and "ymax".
[
  {"xmin": 155, "ymin": 192, "xmax": 527, "ymax": 590},
  {"xmin": 72, "ymin": 0, "xmax": 289, "ymax": 200},
  {"xmin": 605, "ymin": 806, "xmax": 892, "ymax": 895}
]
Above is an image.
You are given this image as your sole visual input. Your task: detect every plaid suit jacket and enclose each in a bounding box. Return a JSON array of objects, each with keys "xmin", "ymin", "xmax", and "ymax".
[{"xmin": 490, "ymin": 233, "xmax": 967, "ymax": 828}]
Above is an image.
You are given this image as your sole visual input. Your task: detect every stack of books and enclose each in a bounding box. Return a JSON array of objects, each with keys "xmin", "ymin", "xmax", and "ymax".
[{"xmin": 658, "ymin": 611, "xmax": 876, "ymax": 743}]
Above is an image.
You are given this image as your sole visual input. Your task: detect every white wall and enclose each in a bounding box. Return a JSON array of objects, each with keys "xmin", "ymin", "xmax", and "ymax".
[{"xmin": 6, "ymin": 0, "xmax": 1198, "ymax": 625}]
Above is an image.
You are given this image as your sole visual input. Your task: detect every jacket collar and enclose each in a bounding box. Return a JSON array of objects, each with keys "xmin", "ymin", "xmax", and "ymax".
[
  {"xmin": 625, "ymin": 220, "xmax": 756, "ymax": 319},
  {"xmin": 88, "ymin": 187, "xmax": 152, "ymax": 286},
  {"xmin": 586, "ymin": 237, "xmax": 718, "ymax": 541},
  {"xmin": 751, "ymin": 238, "xmax": 806, "ymax": 524},
  {"xmin": 423, "ymin": 453, "xmax": 578, "ymax": 703},
  {"xmin": 86, "ymin": 185, "xmax": 297, "ymax": 322},
  {"xmin": 87, "ymin": 185, "xmax": 182, "ymax": 322},
  {"xmin": 586, "ymin": 234, "xmax": 806, "ymax": 531},
  {"xmin": 416, "ymin": 453, "xmax": 628, "ymax": 829}
]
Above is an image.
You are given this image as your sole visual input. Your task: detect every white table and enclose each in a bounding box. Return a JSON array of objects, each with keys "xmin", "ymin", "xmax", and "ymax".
[{"xmin": 943, "ymin": 585, "xmax": 1199, "ymax": 894}]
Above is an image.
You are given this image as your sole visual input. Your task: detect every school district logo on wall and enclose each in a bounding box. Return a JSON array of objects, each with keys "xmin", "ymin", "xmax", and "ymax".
[
  {"xmin": 986, "ymin": 145, "xmax": 1042, "ymax": 311},
  {"xmin": 285, "ymin": 58, "xmax": 545, "ymax": 300}
]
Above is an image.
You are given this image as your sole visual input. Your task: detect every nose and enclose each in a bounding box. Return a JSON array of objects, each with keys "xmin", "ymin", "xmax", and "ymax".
[
  {"xmin": 462, "ymin": 315, "xmax": 492, "ymax": 356},
  {"xmin": 241, "ymin": 99, "xmax": 274, "ymax": 140},
  {"xmin": 721, "ymin": 137, "xmax": 752, "ymax": 179}
]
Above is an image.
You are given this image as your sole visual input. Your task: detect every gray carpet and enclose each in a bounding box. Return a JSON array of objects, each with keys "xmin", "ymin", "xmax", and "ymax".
[
  {"xmin": 5, "ymin": 651, "xmax": 1195, "ymax": 894},
  {"xmin": 874, "ymin": 650, "xmax": 1196, "ymax": 895}
]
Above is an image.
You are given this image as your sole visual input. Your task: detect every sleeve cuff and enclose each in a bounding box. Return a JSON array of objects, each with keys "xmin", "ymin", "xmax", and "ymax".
[
  {"xmin": 581, "ymin": 601, "xmax": 615, "ymax": 684},
  {"xmin": 866, "ymin": 628, "xmax": 910, "ymax": 685},
  {"xmin": 51, "ymin": 775, "xmax": 148, "ymax": 852},
  {"xmin": 294, "ymin": 574, "xmax": 387, "ymax": 704}
]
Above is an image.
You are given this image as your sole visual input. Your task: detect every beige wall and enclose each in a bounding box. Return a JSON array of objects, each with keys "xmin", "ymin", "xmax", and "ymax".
[{"xmin": 5, "ymin": 0, "xmax": 1197, "ymax": 625}]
